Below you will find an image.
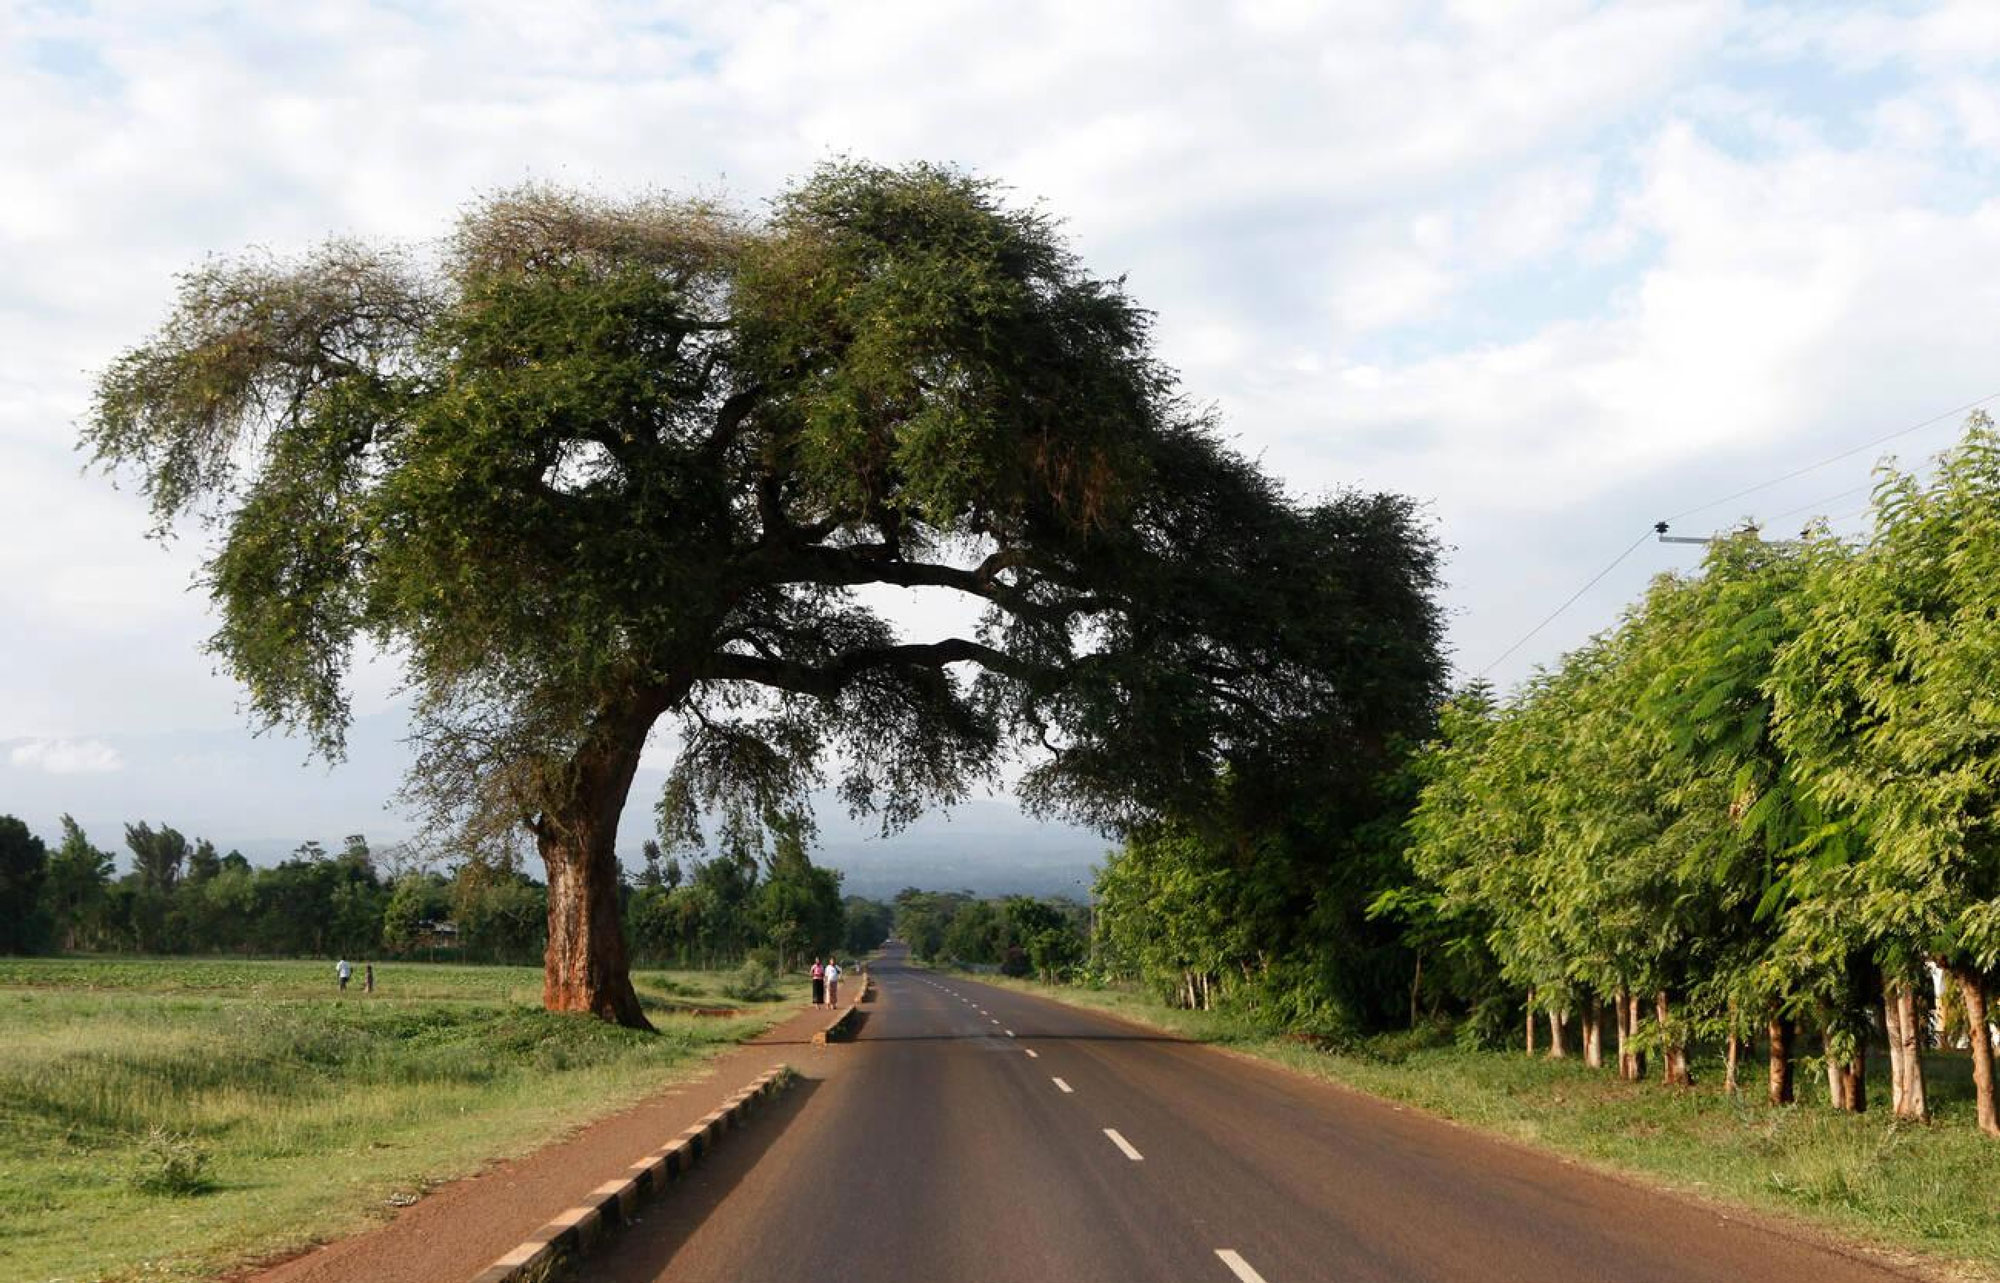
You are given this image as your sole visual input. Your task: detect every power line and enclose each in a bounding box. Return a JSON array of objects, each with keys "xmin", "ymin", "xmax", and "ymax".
[
  {"xmin": 1478, "ymin": 529, "xmax": 1653, "ymax": 678},
  {"xmin": 1663, "ymin": 390, "xmax": 2000, "ymax": 525},
  {"xmin": 1765, "ymin": 481, "xmax": 1873, "ymax": 524},
  {"xmin": 1480, "ymin": 392, "xmax": 1997, "ymax": 683}
]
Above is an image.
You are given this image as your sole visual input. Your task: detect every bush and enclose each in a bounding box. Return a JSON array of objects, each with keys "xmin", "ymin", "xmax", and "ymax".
[
  {"xmin": 721, "ymin": 961, "xmax": 780, "ymax": 1002},
  {"xmin": 999, "ymin": 946, "xmax": 1031, "ymax": 978},
  {"xmin": 131, "ymin": 1126, "xmax": 213, "ymax": 1196}
]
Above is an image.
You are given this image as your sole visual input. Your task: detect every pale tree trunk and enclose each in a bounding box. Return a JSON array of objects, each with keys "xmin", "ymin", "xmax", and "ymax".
[
  {"xmin": 1526, "ymin": 988, "xmax": 1537, "ymax": 1056},
  {"xmin": 1656, "ymin": 991, "xmax": 1692, "ymax": 1086},
  {"xmin": 1582, "ymin": 995, "xmax": 1605, "ymax": 1070},
  {"xmin": 1617, "ymin": 989, "xmax": 1647, "ymax": 1081},
  {"xmin": 1823, "ymin": 1025, "xmax": 1860, "ymax": 1112},
  {"xmin": 536, "ymin": 697, "xmax": 664, "ymax": 1030},
  {"xmin": 1768, "ymin": 1015, "xmax": 1794, "ymax": 1105},
  {"xmin": 1725, "ymin": 1030, "xmax": 1740, "ymax": 1094},
  {"xmin": 1547, "ymin": 1007, "xmax": 1567, "ymax": 1059},
  {"xmin": 1882, "ymin": 981, "xmax": 1905, "ymax": 1110},
  {"xmin": 1952, "ymin": 968, "xmax": 1999, "ymax": 1137},
  {"xmin": 1883, "ymin": 977, "xmax": 1928, "ymax": 1120}
]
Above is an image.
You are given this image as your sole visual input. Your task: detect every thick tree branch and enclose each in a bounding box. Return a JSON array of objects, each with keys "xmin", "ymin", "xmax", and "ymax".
[
  {"xmin": 757, "ymin": 544, "xmax": 1105, "ymax": 627},
  {"xmin": 703, "ymin": 637, "xmax": 1037, "ymax": 697}
]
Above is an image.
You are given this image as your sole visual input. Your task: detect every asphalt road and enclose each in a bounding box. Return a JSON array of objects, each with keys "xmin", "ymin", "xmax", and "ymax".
[{"xmin": 584, "ymin": 947, "xmax": 1920, "ymax": 1283}]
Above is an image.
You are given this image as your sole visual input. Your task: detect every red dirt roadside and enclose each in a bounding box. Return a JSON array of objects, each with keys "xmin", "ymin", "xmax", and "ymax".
[{"xmin": 240, "ymin": 1001, "xmax": 843, "ymax": 1283}]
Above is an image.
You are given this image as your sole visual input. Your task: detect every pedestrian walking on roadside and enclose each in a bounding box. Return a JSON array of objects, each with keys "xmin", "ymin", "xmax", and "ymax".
[
  {"xmin": 825, "ymin": 958, "xmax": 842, "ymax": 1007},
  {"xmin": 364, "ymin": 963, "xmax": 375, "ymax": 994},
  {"xmin": 336, "ymin": 958, "xmax": 352, "ymax": 992},
  {"xmin": 810, "ymin": 957, "xmax": 825, "ymax": 1007}
]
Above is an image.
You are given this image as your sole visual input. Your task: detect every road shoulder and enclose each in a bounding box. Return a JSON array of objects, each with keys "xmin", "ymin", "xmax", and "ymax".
[{"xmin": 241, "ymin": 1001, "xmax": 835, "ymax": 1283}]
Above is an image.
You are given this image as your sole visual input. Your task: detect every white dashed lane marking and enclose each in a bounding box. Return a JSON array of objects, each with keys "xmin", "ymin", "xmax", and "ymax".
[
  {"xmin": 1052, "ymin": 1077, "xmax": 1073, "ymax": 1093},
  {"xmin": 1215, "ymin": 1249, "xmax": 1269, "ymax": 1283},
  {"xmin": 1024, "ymin": 1049, "xmax": 1039, "ymax": 1059},
  {"xmin": 1103, "ymin": 1129, "xmax": 1143, "ymax": 1161}
]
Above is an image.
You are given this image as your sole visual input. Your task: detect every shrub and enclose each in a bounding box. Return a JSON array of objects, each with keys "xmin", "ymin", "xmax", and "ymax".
[
  {"xmin": 131, "ymin": 1126, "xmax": 213, "ymax": 1196},
  {"xmin": 721, "ymin": 961, "xmax": 779, "ymax": 1002}
]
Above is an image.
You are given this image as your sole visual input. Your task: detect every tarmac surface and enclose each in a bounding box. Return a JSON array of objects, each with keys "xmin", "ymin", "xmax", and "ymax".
[{"xmin": 581, "ymin": 946, "xmax": 1927, "ymax": 1283}]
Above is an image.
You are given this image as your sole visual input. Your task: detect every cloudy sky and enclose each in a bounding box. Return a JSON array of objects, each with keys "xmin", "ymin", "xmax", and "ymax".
[{"xmin": 6, "ymin": 0, "xmax": 2000, "ymax": 871}]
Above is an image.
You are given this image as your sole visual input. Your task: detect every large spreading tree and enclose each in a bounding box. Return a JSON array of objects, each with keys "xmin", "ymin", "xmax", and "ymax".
[{"xmin": 86, "ymin": 162, "xmax": 1443, "ymax": 1027}]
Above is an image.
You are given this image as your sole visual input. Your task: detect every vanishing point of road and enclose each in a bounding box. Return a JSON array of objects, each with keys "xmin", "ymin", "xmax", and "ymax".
[{"xmin": 583, "ymin": 945, "xmax": 1918, "ymax": 1283}]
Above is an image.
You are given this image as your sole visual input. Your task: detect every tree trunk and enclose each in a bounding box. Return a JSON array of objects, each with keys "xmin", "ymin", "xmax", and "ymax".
[
  {"xmin": 1848, "ymin": 1048, "xmax": 1867, "ymax": 1115},
  {"xmin": 1410, "ymin": 950, "xmax": 1423, "ymax": 1030},
  {"xmin": 1884, "ymin": 978, "xmax": 1928, "ymax": 1120},
  {"xmin": 1526, "ymin": 988, "xmax": 1537, "ymax": 1056},
  {"xmin": 1823, "ymin": 1025, "xmax": 1858, "ymax": 1112},
  {"xmin": 1882, "ymin": 979, "xmax": 1905, "ymax": 1111},
  {"xmin": 1724, "ymin": 1030, "xmax": 1740, "ymax": 1094},
  {"xmin": 1582, "ymin": 995, "xmax": 1604, "ymax": 1070},
  {"xmin": 1768, "ymin": 1015, "xmax": 1794, "ymax": 1105},
  {"xmin": 536, "ymin": 697, "xmax": 665, "ymax": 1030},
  {"xmin": 1617, "ymin": 989, "xmax": 1646, "ymax": 1081},
  {"xmin": 1657, "ymin": 991, "xmax": 1692, "ymax": 1086},
  {"xmin": 1548, "ymin": 1007, "xmax": 1567, "ymax": 1059},
  {"xmin": 1952, "ymin": 968, "xmax": 1999, "ymax": 1137}
]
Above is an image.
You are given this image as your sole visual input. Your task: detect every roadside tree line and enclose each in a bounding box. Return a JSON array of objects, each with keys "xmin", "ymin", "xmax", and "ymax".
[
  {"xmin": 1392, "ymin": 418, "xmax": 2000, "ymax": 1136},
  {"xmin": 1078, "ymin": 418, "xmax": 2000, "ymax": 1141}
]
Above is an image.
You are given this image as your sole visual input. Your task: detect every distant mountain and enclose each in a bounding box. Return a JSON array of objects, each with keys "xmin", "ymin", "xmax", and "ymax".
[{"xmin": 2, "ymin": 714, "xmax": 1107, "ymax": 897}]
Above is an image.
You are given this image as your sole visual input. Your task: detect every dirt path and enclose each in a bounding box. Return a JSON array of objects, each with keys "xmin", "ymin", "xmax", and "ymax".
[{"xmin": 242, "ymin": 1001, "xmax": 843, "ymax": 1283}]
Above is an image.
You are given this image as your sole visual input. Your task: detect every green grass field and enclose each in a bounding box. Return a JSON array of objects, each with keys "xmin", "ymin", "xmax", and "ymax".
[
  {"xmin": 979, "ymin": 974, "xmax": 2000, "ymax": 1280},
  {"xmin": 0, "ymin": 957, "xmax": 804, "ymax": 1283}
]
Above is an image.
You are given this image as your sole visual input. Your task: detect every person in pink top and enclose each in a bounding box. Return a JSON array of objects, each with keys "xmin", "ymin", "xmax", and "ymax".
[{"xmin": 810, "ymin": 957, "xmax": 825, "ymax": 1007}]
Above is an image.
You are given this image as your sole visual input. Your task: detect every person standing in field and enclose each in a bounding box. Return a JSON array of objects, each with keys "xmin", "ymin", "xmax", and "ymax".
[
  {"xmin": 810, "ymin": 957, "xmax": 825, "ymax": 1007},
  {"xmin": 825, "ymin": 958, "xmax": 842, "ymax": 1007},
  {"xmin": 364, "ymin": 963, "xmax": 374, "ymax": 994},
  {"xmin": 336, "ymin": 958, "xmax": 352, "ymax": 992}
]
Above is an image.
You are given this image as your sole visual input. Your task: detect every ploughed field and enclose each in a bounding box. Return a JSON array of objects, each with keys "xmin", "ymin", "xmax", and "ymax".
[{"xmin": 0, "ymin": 957, "xmax": 796, "ymax": 1283}]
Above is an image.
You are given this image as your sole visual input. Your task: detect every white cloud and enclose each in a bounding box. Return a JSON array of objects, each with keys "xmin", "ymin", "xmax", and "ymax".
[
  {"xmin": 6, "ymin": 0, "xmax": 2000, "ymax": 824},
  {"xmin": 9, "ymin": 738, "xmax": 125, "ymax": 775}
]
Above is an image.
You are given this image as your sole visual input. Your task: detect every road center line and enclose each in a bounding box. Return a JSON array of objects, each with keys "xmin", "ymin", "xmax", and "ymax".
[
  {"xmin": 1005, "ymin": 1029, "xmax": 1015, "ymax": 1037},
  {"xmin": 1024, "ymin": 1049, "xmax": 1038, "ymax": 1058},
  {"xmin": 1052, "ymin": 1077, "xmax": 1073, "ymax": 1093},
  {"xmin": 1215, "ymin": 1249, "xmax": 1269, "ymax": 1283},
  {"xmin": 1103, "ymin": 1128, "xmax": 1143, "ymax": 1161}
]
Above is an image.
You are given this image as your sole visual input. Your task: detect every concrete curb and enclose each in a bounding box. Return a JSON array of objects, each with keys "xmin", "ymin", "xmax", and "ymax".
[
  {"xmin": 809, "ymin": 968, "xmax": 872, "ymax": 1046},
  {"xmin": 467, "ymin": 1064, "xmax": 793, "ymax": 1283}
]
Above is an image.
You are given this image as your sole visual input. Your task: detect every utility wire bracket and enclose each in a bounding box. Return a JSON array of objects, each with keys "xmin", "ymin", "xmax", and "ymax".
[
  {"xmin": 1654, "ymin": 521, "xmax": 1800, "ymax": 549},
  {"xmin": 1653, "ymin": 521, "xmax": 1713, "ymax": 545}
]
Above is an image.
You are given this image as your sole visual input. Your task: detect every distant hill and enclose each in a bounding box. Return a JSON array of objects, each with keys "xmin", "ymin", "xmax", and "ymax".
[{"xmin": 3, "ymin": 715, "xmax": 1107, "ymax": 899}]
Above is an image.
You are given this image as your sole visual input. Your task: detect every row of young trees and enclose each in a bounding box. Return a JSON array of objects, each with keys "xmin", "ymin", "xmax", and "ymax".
[
  {"xmin": 0, "ymin": 813, "xmax": 875, "ymax": 970},
  {"xmin": 1078, "ymin": 419, "xmax": 2000, "ymax": 1140},
  {"xmin": 1393, "ymin": 419, "xmax": 2000, "ymax": 1135}
]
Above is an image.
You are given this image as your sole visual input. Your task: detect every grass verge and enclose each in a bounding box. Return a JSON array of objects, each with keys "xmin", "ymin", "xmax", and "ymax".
[
  {"xmin": 0, "ymin": 957, "xmax": 804, "ymax": 1283},
  {"xmin": 973, "ymin": 972, "xmax": 2000, "ymax": 1281}
]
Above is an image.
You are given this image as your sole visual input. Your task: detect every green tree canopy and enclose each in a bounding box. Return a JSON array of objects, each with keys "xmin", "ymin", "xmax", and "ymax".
[
  {"xmin": 85, "ymin": 161, "xmax": 1442, "ymax": 1025},
  {"xmin": 0, "ymin": 816, "xmax": 52, "ymax": 955}
]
